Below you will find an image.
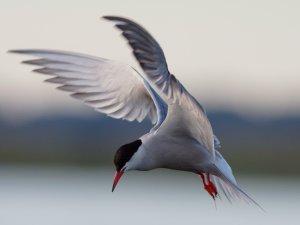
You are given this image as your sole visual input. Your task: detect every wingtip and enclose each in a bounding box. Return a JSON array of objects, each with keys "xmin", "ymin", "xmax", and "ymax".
[
  {"xmin": 7, "ymin": 49, "xmax": 32, "ymax": 54},
  {"xmin": 102, "ymin": 15, "xmax": 110, "ymax": 19},
  {"xmin": 102, "ymin": 15, "xmax": 118, "ymax": 21},
  {"xmin": 102, "ymin": 15, "xmax": 131, "ymax": 23},
  {"xmin": 7, "ymin": 49, "xmax": 20, "ymax": 54}
]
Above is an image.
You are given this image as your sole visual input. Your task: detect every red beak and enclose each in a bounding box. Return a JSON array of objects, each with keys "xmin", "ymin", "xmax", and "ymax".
[{"xmin": 112, "ymin": 168, "xmax": 125, "ymax": 192}]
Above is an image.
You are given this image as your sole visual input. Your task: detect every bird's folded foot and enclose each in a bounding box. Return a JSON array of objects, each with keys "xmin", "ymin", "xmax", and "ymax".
[{"xmin": 199, "ymin": 173, "xmax": 218, "ymax": 199}]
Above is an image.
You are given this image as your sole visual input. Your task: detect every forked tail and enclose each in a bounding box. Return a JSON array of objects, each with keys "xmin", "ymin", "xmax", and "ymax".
[{"xmin": 212, "ymin": 154, "xmax": 265, "ymax": 211}]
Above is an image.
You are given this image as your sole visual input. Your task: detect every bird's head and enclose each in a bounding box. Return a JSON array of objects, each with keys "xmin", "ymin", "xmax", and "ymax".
[{"xmin": 112, "ymin": 139, "xmax": 142, "ymax": 192}]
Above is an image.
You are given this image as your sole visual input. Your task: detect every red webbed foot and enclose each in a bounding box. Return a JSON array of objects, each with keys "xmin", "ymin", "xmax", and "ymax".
[{"xmin": 199, "ymin": 173, "xmax": 218, "ymax": 199}]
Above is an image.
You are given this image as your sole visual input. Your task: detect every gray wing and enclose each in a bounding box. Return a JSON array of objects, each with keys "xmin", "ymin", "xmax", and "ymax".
[
  {"xmin": 143, "ymin": 81, "xmax": 168, "ymax": 131},
  {"xmin": 214, "ymin": 135, "xmax": 221, "ymax": 150},
  {"xmin": 104, "ymin": 16, "xmax": 217, "ymax": 155},
  {"xmin": 103, "ymin": 16, "xmax": 198, "ymax": 105},
  {"xmin": 9, "ymin": 49, "xmax": 167, "ymax": 127}
]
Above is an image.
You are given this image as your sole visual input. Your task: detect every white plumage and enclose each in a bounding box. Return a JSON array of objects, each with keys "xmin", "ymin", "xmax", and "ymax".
[{"xmin": 9, "ymin": 16, "xmax": 262, "ymax": 209}]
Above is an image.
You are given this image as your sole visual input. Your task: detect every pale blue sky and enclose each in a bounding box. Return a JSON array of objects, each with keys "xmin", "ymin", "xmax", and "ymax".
[{"xmin": 1, "ymin": 0, "xmax": 300, "ymax": 123}]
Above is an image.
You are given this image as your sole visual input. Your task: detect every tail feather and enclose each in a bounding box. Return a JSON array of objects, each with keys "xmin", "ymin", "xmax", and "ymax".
[
  {"xmin": 213, "ymin": 165, "xmax": 265, "ymax": 211},
  {"xmin": 211, "ymin": 151, "xmax": 264, "ymax": 210},
  {"xmin": 213, "ymin": 176, "xmax": 231, "ymax": 202}
]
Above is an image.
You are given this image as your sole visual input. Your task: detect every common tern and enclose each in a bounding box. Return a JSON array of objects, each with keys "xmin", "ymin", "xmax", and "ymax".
[{"xmin": 9, "ymin": 16, "xmax": 261, "ymax": 208}]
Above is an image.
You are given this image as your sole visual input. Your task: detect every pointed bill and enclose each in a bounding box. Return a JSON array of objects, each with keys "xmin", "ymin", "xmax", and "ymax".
[{"xmin": 112, "ymin": 168, "xmax": 125, "ymax": 192}]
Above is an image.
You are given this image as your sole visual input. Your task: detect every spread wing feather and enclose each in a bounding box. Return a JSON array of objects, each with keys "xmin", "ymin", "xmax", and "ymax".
[
  {"xmin": 9, "ymin": 49, "xmax": 166, "ymax": 126},
  {"xmin": 103, "ymin": 16, "xmax": 216, "ymax": 155}
]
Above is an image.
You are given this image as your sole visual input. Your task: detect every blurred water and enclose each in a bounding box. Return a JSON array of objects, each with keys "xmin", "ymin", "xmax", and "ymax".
[{"xmin": 0, "ymin": 165, "xmax": 299, "ymax": 225}]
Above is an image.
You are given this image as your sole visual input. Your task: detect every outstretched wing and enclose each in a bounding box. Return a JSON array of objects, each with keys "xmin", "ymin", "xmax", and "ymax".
[
  {"xmin": 103, "ymin": 16, "xmax": 215, "ymax": 155},
  {"xmin": 9, "ymin": 49, "xmax": 167, "ymax": 126}
]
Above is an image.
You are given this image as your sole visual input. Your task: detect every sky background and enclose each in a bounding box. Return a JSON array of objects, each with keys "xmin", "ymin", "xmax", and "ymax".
[
  {"xmin": 1, "ymin": 0, "xmax": 300, "ymax": 123},
  {"xmin": 1, "ymin": 3, "xmax": 300, "ymax": 224}
]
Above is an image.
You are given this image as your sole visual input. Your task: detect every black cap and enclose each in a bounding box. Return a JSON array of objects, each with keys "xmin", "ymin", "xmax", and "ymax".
[{"xmin": 114, "ymin": 139, "xmax": 142, "ymax": 171}]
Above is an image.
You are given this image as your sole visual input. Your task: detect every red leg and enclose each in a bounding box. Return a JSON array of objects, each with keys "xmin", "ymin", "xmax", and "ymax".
[{"xmin": 198, "ymin": 173, "xmax": 218, "ymax": 199}]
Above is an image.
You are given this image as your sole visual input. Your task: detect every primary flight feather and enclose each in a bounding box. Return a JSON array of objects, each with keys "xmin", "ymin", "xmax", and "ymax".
[{"xmin": 9, "ymin": 15, "xmax": 262, "ymax": 209}]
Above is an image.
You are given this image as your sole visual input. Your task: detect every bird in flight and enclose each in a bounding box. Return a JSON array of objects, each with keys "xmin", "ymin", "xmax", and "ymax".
[{"xmin": 9, "ymin": 16, "xmax": 261, "ymax": 208}]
